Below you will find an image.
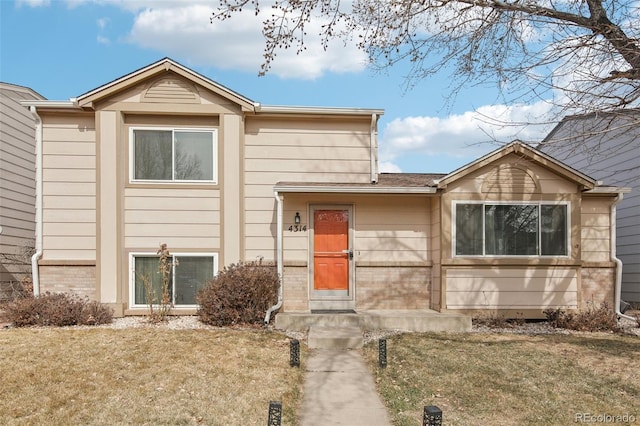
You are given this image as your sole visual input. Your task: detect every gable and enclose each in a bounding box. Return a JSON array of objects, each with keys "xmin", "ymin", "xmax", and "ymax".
[
  {"xmin": 443, "ymin": 153, "xmax": 580, "ymax": 195},
  {"xmin": 437, "ymin": 141, "xmax": 596, "ymax": 191},
  {"xmin": 76, "ymin": 58, "xmax": 255, "ymax": 111}
]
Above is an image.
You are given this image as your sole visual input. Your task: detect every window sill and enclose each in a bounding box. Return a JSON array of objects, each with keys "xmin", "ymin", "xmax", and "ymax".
[
  {"xmin": 126, "ymin": 182, "xmax": 219, "ymax": 190},
  {"xmin": 442, "ymin": 258, "xmax": 580, "ymax": 267}
]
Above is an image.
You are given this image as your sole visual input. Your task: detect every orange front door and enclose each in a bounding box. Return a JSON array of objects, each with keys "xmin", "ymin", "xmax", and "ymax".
[{"xmin": 314, "ymin": 209, "xmax": 349, "ymax": 291}]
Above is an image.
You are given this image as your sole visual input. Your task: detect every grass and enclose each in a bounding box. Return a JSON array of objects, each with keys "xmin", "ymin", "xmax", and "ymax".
[
  {"xmin": 0, "ymin": 327, "xmax": 305, "ymax": 425},
  {"xmin": 363, "ymin": 333, "xmax": 640, "ymax": 425}
]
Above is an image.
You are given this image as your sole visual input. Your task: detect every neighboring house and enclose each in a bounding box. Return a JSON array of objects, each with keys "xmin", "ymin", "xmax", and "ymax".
[
  {"xmin": 24, "ymin": 58, "xmax": 627, "ymax": 324},
  {"xmin": 0, "ymin": 83, "xmax": 45, "ymax": 294},
  {"xmin": 540, "ymin": 110, "xmax": 639, "ymax": 303}
]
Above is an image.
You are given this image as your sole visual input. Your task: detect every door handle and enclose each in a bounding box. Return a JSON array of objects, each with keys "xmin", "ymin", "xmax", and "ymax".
[{"xmin": 342, "ymin": 249, "xmax": 354, "ymax": 260}]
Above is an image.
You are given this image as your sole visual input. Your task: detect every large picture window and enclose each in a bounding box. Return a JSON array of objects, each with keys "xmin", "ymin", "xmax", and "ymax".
[
  {"xmin": 454, "ymin": 202, "xmax": 568, "ymax": 257},
  {"xmin": 131, "ymin": 128, "xmax": 217, "ymax": 183},
  {"xmin": 131, "ymin": 253, "xmax": 217, "ymax": 307}
]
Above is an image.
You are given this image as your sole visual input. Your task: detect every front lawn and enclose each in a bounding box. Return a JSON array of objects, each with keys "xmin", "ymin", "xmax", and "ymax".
[
  {"xmin": 0, "ymin": 327, "xmax": 304, "ymax": 425},
  {"xmin": 364, "ymin": 333, "xmax": 640, "ymax": 425}
]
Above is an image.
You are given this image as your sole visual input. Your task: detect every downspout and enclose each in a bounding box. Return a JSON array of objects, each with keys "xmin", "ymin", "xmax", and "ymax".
[
  {"xmin": 265, "ymin": 191, "xmax": 284, "ymax": 324},
  {"xmin": 29, "ymin": 106, "xmax": 43, "ymax": 296},
  {"xmin": 611, "ymin": 192, "xmax": 634, "ymax": 321},
  {"xmin": 370, "ymin": 113, "xmax": 378, "ymax": 183}
]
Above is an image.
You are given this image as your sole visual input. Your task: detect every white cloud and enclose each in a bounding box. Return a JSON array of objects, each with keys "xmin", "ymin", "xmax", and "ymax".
[
  {"xmin": 378, "ymin": 161, "xmax": 402, "ymax": 173},
  {"xmin": 16, "ymin": 0, "xmax": 50, "ymax": 7},
  {"xmin": 380, "ymin": 100, "xmax": 556, "ymax": 167},
  {"xmin": 123, "ymin": 3, "xmax": 367, "ymax": 79},
  {"xmin": 97, "ymin": 17, "xmax": 108, "ymax": 29}
]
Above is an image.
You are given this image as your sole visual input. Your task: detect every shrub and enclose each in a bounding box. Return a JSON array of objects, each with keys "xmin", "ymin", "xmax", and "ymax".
[
  {"xmin": 4, "ymin": 292, "xmax": 113, "ymax": 327},
  {"xmin": 196, "ymin": 260, "xmax": 279, "ymax": 326},
  {"xmin": 0, "ymin": 276, "xmax": 33, "ymax": 302},
  {"xmin": 544, "ymin": 302, "xmax": 619, "ymax": 332},
  {"xmin": 139, "ymin": 243, "xmax": 174, "ymax": 323}
]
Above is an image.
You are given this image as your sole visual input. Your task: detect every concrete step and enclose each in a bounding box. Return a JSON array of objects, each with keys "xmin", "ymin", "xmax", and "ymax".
[
  {"xmin": 307, "ymin": 326, "xmax": 364, "ymax": 349},
  {"xmin": 276, "ymin": 310, "xmax": 472, "ymax": 333},
  {"xmin": 277, "ymin": 313, "xmax": 361, "ymax": 330}
]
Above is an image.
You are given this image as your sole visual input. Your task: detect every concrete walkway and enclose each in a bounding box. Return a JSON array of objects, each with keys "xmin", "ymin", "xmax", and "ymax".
[{"xmin": 299, "ymin": 349, "xmax": 391, "ymax": 426}]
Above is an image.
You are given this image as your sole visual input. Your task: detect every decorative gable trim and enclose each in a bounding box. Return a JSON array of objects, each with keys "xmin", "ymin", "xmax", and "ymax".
[
  {"xmin": 142, "ymin": 77, "xmax": 200, "ymax": 104},
  {"xmin": 481, "ymin": 164, "xmax": 540, "ymax": 194}
]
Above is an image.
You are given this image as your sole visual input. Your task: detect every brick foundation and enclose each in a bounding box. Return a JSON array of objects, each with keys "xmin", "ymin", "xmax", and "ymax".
[
  {"xmin": 282, "ymin": 265, "xmax": 308, "ymax": 312},
  {"xmin": 581, "ymin": 266, "xmax": 615, "ymax": 308},
  {"xmin": 38, "ymin": 264, "xmax": 97, "ymax": 300}
]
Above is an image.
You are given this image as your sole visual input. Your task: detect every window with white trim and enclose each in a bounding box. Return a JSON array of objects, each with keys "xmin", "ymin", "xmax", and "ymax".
[
  {"xmin": 131, "ymin": 253, "xmax": 217, "ymax": 307},
  {"xmin": 454, "ymin": 202, "xmax": 569, "ymax": 256},
  {"xmin": 130, "ymin": 128, "xmax": 217, "ymax": 183}
]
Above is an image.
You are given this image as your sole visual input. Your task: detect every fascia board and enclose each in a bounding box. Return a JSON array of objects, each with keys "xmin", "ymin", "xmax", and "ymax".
[{"xmin": 274, "ymin": 185, "xmax": 436, "ymax": 194}]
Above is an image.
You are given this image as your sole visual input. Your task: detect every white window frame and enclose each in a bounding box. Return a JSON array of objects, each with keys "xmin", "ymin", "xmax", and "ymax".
[
  {"xmin": 452, "ymin": 200, "xmax": 571, "ymax": 258},
  {"xmin": 129, "ymin": 252, "xmax": 218, "ymax": 309},
  {"xmin": 129, "ymin": 127, "xmax": 218, "ymax": 184}
]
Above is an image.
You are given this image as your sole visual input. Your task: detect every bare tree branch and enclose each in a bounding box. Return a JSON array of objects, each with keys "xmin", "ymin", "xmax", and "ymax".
[{"xmin": 212, "ymin": 0, "xmax": 640, "ymax": 115}]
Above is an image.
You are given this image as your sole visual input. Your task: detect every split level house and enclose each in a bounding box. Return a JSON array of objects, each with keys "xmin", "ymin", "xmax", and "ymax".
[{"xmin": 22, "ymin": 58, "xmax": 629, "ymax": 326}]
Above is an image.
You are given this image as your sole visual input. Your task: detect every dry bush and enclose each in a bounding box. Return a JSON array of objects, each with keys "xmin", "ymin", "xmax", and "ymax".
[
  {"xmin": 196, "ymin": 260, "xmax": 279, "ymax": 326},
  {"xmin": 0, "ymin": 276, "xmax": 33, "ymax": 302},
  {"xmin": 473, "ymin": 312, "xmax": 525, "ymax": 328},
  {"xmin": 140, "ymin": 243, "xmax": 174, "ymax": 323},
  {"xmin": 544, "ymin": 302, "xmax": 620, "ymax": 332},
  {"xmin": 4, "ymin": 292, "xmax": 113, "ymax": 327}
]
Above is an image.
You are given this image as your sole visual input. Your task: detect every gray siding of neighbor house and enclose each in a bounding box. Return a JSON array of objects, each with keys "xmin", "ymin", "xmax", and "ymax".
[
  {"xmin": 0, "ymin": 83, "xmax": 44, "ymax": 288},
  {"xmin": 540, "ymin": 110, "xmax": 640, "ymax": 302}
]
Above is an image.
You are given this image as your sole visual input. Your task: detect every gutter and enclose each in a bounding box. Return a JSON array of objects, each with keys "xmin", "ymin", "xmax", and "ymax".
[
  {"xmin": 29, "ymin": 106, "xmax": 43, "ymax": 296},
  {"xmin": 370, "ymin": 113, "xmax": 378, "ymax": 183},
  {"xmin": 264, "ymin": 191, "xmax": 284, "ymax": 324},
  {"xmin": 611, "ymin": 192, "xmax": 635, "ymax": 321}
]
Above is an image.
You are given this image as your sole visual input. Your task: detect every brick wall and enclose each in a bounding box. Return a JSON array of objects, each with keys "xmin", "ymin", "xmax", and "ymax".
[
  {"xmin": 39, "ymin": 265, "xmax": 97, "ymax": 300},
  {"xmin": 282, "ymin": 265, "xmax": 308, "ymax": 311},
  {"xmin": 581, "ymin": 266, "xmax": 615, "ymax": 308}
]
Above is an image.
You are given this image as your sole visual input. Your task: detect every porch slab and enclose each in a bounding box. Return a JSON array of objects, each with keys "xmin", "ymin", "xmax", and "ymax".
[{"xmin": 275, "ymin": 309, "xmax": 471, "ymax": 332}]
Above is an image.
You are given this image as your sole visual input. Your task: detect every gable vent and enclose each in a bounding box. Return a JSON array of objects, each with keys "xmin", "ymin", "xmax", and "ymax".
[
  {"xmin": 142, "ymin": 77, "xmax": 200, "ymax": 104},
  {"xmin": 482, "ymin": 164, "xmax": 540, "ymax": 194}
]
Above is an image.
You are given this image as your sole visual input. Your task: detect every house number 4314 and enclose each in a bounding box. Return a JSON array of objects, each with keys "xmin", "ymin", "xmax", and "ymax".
[{"xmin": 288, "ymin": 225, "xmax": 307, "ymax": 232}]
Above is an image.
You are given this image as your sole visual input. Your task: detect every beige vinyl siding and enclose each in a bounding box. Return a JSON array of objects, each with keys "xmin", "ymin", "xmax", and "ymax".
[
  {"xmin": 277, "ymin": 194, "xmax": 431, "ymax": 264},
  {"xmin": 446, "ymin": 267, "xmax": 578, "ymax": 309},
  {"xmin": 354, "ymin": 197, "xmax": 429, "ymax": 263},
  {"xmin": 123, "ymin": 187, "xmax": 220, "ymax": 250},
  {"xmin": 0, "ymin": 84, "xmax": 42, "ymax": 283},
  {"xmin": 40, "ymin": 113, "xmax": 96, "ymax": 261},
  {"xmin": 581, "ymin": 197, "xmax": 612, "ymax": 263},
  {"xmin": 244, "ymin": 117, "xmax": 373, "ymax": 260}
]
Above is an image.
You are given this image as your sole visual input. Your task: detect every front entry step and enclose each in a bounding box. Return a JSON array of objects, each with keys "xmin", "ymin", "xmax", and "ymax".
[{"xmin": 308, "ymin": 326, "xmax": 363, "ymax": 349}]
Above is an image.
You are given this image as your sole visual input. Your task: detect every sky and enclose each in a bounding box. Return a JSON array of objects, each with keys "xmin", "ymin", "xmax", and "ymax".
[{"xmin": 0, "ymin": 0, "xmax": 557, "ymax": 173}]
